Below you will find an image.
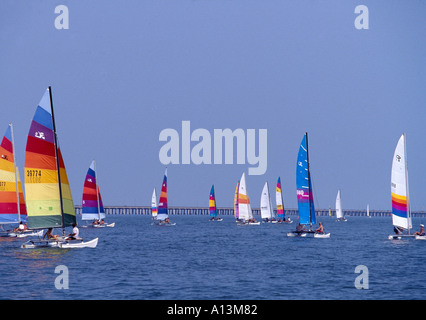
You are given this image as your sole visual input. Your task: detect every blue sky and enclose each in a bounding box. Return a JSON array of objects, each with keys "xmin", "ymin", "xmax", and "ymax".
[{"xmin": 1, "ymin": 1, "xmax": 425, "ymax": 210}]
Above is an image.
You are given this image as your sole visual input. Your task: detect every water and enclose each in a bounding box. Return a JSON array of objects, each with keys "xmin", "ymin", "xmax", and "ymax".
[{"xmin": 0, "ymin": 215, "xmax": 425, "ymax": 300}]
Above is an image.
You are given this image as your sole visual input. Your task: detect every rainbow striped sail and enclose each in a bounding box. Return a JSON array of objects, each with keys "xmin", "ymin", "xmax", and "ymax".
[
  {"xmin": 0, "ymin": 124, "xmax": 27, "ymax": 224},
  {"xmin": 151, "ymin": 188, "xmax": 158, "ymax": 219},
  {"xmin": 276, "ymin": 177, "xmax": 284, "ymax": 221},
  {"xmin": 238, "ymin": 172, "xmax": 253, "ymax": 221},
  {"xmin": 391, "ymin": 134, "xmax": 411, "ymax": 230},
  {"xmin": 82, "ymin": 160, "xmax": 105, "ymax": 221},
  {"xmin": 234, "ymin": 181, "xmax": 239, "ymax": 219},
  {"xmin": 24, "ymin": 87, "xmax": 76, "ymax": 229},
  {"xmin": 157, "ymin": 168, "xmax": 168, "ymax": 221},
  {"xmin": 296, "ymin": 133, "xmax": 316, "ymax": 226},
  {"xmin": 209, "ymin": 185, "xmax": 217, "ymax": 218}
]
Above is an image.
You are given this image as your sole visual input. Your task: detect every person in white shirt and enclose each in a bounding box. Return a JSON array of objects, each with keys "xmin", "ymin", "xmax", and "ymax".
[{"xmin": 65, "ymin": 223, "xmax": 79, "ymax": 240}]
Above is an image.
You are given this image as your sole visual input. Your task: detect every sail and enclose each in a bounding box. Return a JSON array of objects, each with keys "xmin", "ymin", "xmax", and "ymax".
[
  {"xmin": 366, "ymin": 204, "xmax": 370, "ymax": 217},
  {"xmin": 296, "ymin": 133, "xmax": 316, "ymax": 225},
  {"xmin": 391, "ymin": 134, "xmax": 411, "ymax": 230},
  {"xmin": 234, "ymin": 181, "xmax": 239, "ymax": 219},
  {"xmin": 335, "ymin": 189, "xmax": 343, "ymax": 219},
  {"xmin": 260, "ymin": 182, "xmax": 273, "ymax": 219},
  {"xmin": 157, "ymin": 168, "xmax": 168, "ymax": 221},
  {"xmin": 24, "ymin": 88, "xmax": 76, "ymax": 229},
  {"xmin": 0, "ymin": 124, "xmax": 27, "ymax": 224},
  {"xmin": 81, "ymin": 160, "xmax": 105, "ymax": 221},
  {"xmin": 276, "ymin": 177, "xmax": 285, "ymax": 220},
  {"xmin": 209, "ymin": 185, "xmax": 217, "ymax": 218},
  {"xmin": 238, "ymin": 172, "xmax": 253, "ymax": 221},
  {"xmin": 151, "ymin": 188, "xmax": 158, "ymax": 218}
]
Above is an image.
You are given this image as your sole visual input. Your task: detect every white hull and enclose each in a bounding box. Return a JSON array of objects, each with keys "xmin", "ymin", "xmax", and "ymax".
[
  {"xmin": 388, "ymin": 234, "xmax": 425, "ymax": 240},
  {"xmin": 314, "ymin": 233, "xmax": 330, "ymax": 238},
  {"xmin": 82, "ymin": 222, "xmax": 115, "ymax": 228},
  {"xmin": 4, "ymin": 230, "xmax": 44, "ymax": 238},
  {"xmin": 237, "ymin": 221, "xmax": 260, "ymax": 226},
  {"xmin": 58, "ymin": 237, "xmax": 98, "ymax": 248},
  {"xmin": 21, "ymin": 237, "xmax": 99, "ymax": 249},
  {"xmin": 287, "ymin": 231, "xmax": 330, "ymax": 238}
]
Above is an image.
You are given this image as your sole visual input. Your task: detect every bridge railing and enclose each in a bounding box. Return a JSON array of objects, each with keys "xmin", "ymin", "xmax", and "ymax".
[{"xmin": 74, "ymin": 206, "xmax": 426, "ymax": 217}]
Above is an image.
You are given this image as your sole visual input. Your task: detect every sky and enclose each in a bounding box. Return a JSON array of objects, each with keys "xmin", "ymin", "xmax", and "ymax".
[{"xmin": 0, "ymin": 0, "xmax": 425, "ymax": 211}]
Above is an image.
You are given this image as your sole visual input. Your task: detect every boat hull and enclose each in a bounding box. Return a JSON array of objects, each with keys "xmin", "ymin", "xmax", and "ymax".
[{"xmin": 21, "ymin": 237, "xmax": 99, "ymax": 249}]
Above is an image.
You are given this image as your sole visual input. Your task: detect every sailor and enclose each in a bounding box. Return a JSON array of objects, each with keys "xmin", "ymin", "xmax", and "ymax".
[
  {"xmin": 315, "ymin": 222, "xmax": 324, "ymax": 234},
  {"xmin": 413, "ymin": 224, "xmax": 425, "ymax": 236},
  {"xmin": 65, "ymin": 223, "xmax": 80, "ymax": 240}
]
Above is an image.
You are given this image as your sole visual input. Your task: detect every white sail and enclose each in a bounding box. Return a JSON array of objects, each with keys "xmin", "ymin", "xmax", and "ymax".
[
  {"xmin": 238, "ymin": 172, "xmax": 253, "ymax": 221},
  {"xmin": 151, "ymin": 188, "xmax": 158, "ymax": 219},
  {"xmin": 335, "ymin": 189, "xmax": 343, "ymax": 219},
  {"xmin": 260, "ymin": 182, "xmax": 273, "ymax": 219},
  {"xmin": 391, "ymin": 134, "xmax": 412, "ymax": 230},
  {"xmin": 366, "ymin": 204, "xmax": 370, "ymax": 217}
]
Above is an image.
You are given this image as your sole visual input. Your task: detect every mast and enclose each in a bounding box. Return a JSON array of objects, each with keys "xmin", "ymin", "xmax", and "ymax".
[
  {"xmin": 94, "ymin": 160, "xmax": 101, "ymax": 220},
  {"xmin": 305, "ymin": 132, "xmax": 313, "ymax": 229},
  {"xmin": 9, "ymin": 123, "xmax": 21, "ymax": 222},
  {"xmin": 404, "ymin": 133, "xmax": 411, "ymax": 234},
  {"xmin": 48, "ymin": 86, "xmax": 66, "ymax": 235}
]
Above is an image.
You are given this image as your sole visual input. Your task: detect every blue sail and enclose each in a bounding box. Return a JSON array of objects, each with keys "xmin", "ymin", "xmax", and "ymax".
[{"xmin": 296, "ymin": 133, "xmax": 316, "ymax": 225}]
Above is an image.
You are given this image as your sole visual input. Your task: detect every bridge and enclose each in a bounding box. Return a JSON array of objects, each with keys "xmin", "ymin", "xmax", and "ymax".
[{"xmin": 74, "ymin": 206, "xmax": 426, "ymax": 217}]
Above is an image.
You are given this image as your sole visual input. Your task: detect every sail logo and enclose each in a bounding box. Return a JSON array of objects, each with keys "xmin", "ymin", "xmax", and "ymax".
[
  {"xmin": 396, "ymin": 155, "xmax": 401, "ymax": 162},
  {"xmin": 35, "ymin": 131, "xmax": 45, "ymax": 140},
  {"xmin": 159, "ymin": 121, "xmax": 267, "ymax": 175}
]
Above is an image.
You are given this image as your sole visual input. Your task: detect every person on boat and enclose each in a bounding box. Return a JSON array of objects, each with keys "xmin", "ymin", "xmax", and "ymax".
[
  {"xmin": 43, "ymin": 228, "xmax": 60, "ymax": 240},
  {"xmin": 413, "ymin": 224, "xmax": 425, "ymax": 236},
  {"xmin": 163, "ymin": 218, "xmax": 170, "ymax": 224},
  {"xmin": 394, "ymin": 226, "xmax": 403, "ymax": 235},
  {"xmin": 315, "ymin": 222, "xmax": 324, "ymax": 234},
  {"xmin": 99, "ymin": 219, "xmax": 105, "ymax": 225},
  {"xmin": 65, "ymin": 223, "xmax": 80, "ymax": 240},
  {"xmin": 13, "ymin": 221, "xmax": 27, "ymax": 233},
  {"xmin": 92, "ymin": 219, "xmax": 100, "ymax": 225},
  {"xmin": 295, "ymin": 223, "xmax": 305, "ymax": 233}
]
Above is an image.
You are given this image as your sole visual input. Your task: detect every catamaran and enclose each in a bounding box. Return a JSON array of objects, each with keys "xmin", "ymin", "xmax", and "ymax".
[
  {"xmin": 81, "ymin": 160, "xmax": 114, "ymax": 228},
  {"xmin": 0, "ymin": 124, "xmax": 40, "ymax": 238},
  {"xmin": 260, "ymin": 182, "xmax": 275, "ymax": 223},
  {"xmin": 234, "ymin": 181, "xmax": 240, "ymax": 222},
  {"xmin": 237, "ymin": 172, "xmax": 259, "ymax": 225},
  {"xmin": 288, "ymin": 133, "xmax": 330, "ymax": 238},
  {"xmin": 209, "ymin": 185, "xmax": 222, "ymax": 221},
  {"xmin": 388, "ymin": 134, "xmax": 424, "ymax": 240},
  {"xmin": 155, "ymin": 168, "xmax": 175, "ymax": 226},
  {"xmin": 335, "ymin": 189, "xmax": 346, "ymax": 222},
  {"xmin": 276, "ymin": 177, "xmax": 292, "ymax": 223},
  {"xmin": 151, "ymin": 188, "xmax": 158, "ymax": 220},
  {"xmin": 21, "ymin": 87, "xmax": 98, "ymax": 248}
]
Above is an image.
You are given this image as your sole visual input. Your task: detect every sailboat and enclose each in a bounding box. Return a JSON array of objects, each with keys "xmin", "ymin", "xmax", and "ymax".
[
  {"xmin": 234, "ymin": 181, "xmax": 240, "ymax": 222},
  {"xmin": 276, "ymin": 177, "xmax": 292, "ymax": 223},
  {"xmin": 155, "ymin": 168, "xmax": 175, "ymax": 226},
  {"xmin": 288, "ymin": 133, "xmax": 330, "ymax": 238},
  {"xmin": 21, "ymin": 87, "xmax": 98, "ymax": 248},
  {"xmin": 366, "ymin": 204, "xmax": 371, "ymax": 218},
  {"xmin": 237, "ymin": 172, "xmax": 259, "ymax": 225},
  {"xmin": 81, "ymin": 160, "xmax": 114, "ymax": 228},
  {"xmin": 260, "ymin": 182, "xmax": 275, "ymax": 223},
  {"xmin": 209, "ymin": 185, "xmax": 222, "ymax": 221},
  {"xmin": 151, "ymin": 188, "xmax": 158, "ymax": 220},
  {"xmin": 388, "ymin": 134, "xmax": 423, "ymax": 240},
  {"xmin": 0, "ymin": 124, "xmax": 39, "ymax": 237},
  {"xmin": 335, "ymin": 189, "xmax": 346, "ymax": 221}
]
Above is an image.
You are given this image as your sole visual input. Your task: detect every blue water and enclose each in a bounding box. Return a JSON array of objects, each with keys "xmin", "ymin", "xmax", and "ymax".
[{"xmin": 0, "ymin": 215, "xmax": 425, "ymax": 300}]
